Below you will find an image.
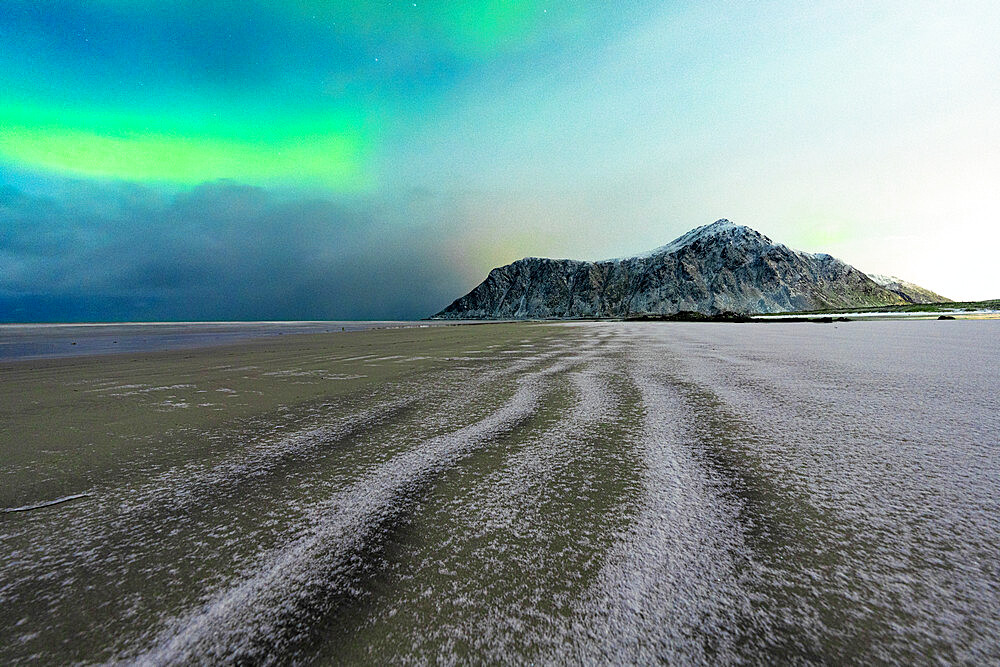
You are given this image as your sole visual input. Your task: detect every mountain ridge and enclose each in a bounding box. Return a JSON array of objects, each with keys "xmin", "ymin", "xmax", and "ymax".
[
  {"xmin": 433, "ymin": 220, "xmax": 948, "ymax": 319},
  {"xmin": 867, "ymin": 273, "xmax": 950, "ymax": 304}
]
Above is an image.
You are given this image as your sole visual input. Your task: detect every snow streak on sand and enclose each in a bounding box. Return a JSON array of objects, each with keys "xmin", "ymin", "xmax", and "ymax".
[
  {"xmin": 558, "ymin": 350, "xmax": 750, "ymax": 663},
  {"xmin": 141, "ymin": 356, "xmax": 580, "ymax": 663},
  {"xmin": 1, "ymin": 493, "xmax": 91, "ymax": 514},
  {"xmin": 118, "ymin": 397, "xmax": 419, "ymax": 516},
  {"xmin": 2, "ymin": 341, "xmax": 574, "ymax": 663},
  {"xmin": 392, "ymin": 338, "xmax": 625, "ymax": 661}
]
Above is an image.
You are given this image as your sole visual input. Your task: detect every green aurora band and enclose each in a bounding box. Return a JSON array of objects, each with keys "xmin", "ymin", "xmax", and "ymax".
[
  {"xmin": 0, "ymin": 0, "xmax": 585, "ymax": 188},
  {"xmin": 0, "ymin": 103, "xmax": 370, "ymax": 187}
]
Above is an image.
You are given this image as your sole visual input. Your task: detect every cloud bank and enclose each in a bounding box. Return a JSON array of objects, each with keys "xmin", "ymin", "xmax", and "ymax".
[{"xmin": 0, "ymin": 181, "xmax": 469, "ymax": 322}]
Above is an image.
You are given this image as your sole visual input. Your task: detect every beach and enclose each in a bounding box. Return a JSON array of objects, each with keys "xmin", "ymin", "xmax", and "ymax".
[{"xmin": 2, "ymin": 320, "xmax": 998, "ymax": 663}]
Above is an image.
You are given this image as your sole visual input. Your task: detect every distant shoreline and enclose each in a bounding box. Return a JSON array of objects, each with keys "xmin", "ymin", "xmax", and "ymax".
[
  {"xmin": 0, "ymin": 320, "xmax": 470, "ymax": 363},
  {"xmin": 4, "ymin": 307, "xmax": 998, "ymax": 363},
  {"xmin": 429, "ymin": 297, "xmax": 1000, "ymax": 323}
]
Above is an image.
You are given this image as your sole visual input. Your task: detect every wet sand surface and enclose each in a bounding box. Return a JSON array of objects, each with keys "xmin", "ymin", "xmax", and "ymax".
[
  {"xmin": 1, "ymin": 321, "xmax": 998, "ymax": 664},
  {"xmin": 0, "ymin": 321, "xmax": 457, "ymax": 361}
]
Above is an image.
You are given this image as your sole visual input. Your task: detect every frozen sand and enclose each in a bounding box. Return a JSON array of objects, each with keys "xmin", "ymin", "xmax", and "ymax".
[{"xmin": 1, "ymin": 320, "xmax": 998, "ymax": 663}]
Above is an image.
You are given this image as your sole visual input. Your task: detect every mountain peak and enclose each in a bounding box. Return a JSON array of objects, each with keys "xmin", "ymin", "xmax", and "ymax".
[
  {"xmin": 686, "ymin": 218, "xmax": 750, "ymax": 239},
  {"xmin": 626, "ymin": 219, "xmax": 771, "ymax": 260},
  {"xmin": 706, "ymin": 218, "xmax": 736, "ymax": 228}
]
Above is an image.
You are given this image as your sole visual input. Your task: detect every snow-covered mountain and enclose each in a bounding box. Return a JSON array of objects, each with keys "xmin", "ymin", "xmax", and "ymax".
[{"xmin": 433, "ymin": 220, "xmax": 947, "ymax": 318}]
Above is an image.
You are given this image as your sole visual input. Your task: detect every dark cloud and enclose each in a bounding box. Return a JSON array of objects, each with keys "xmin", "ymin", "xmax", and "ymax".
[{"xmin": 0, "ymin": 181, "xmax": 469, "ymax": 322}]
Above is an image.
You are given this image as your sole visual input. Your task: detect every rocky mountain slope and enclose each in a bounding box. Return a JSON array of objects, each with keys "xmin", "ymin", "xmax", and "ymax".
[
  {"xmin": 433, "ymin": 220, "xmax": 945, "ymax": 318},
  {"xmin": 867, "ymin": 274, "xmax": 950, "ymax": 304}
]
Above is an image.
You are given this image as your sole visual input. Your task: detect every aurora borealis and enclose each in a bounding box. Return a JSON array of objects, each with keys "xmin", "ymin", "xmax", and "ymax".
[
  {"xmin": 2, "ymin": 1, "xmax": 998, "ymax": 320},
  {"xmin": 0, "ymin": 1, "xmax": 578, "ymax": 187}
]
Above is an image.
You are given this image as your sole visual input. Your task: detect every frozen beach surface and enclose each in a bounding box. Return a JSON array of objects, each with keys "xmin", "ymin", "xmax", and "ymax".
[{"xmin": 1, "ymin": 321, "xmax": 998, "ymax": 664}]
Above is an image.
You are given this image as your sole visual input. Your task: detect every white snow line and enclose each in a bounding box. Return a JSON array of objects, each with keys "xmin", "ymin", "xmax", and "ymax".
[
  {"xmin": 115, "ymin": 396, "xmax": 420, "ymax": 517},
  {"xmin": 2, "ymin": 493, "xmax": 91, "ymax": 514}
]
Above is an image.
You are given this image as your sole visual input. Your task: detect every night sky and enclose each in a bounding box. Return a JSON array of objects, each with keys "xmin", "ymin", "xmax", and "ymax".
[{"xmin": 2, "ymin": 1, "xmax": 998, "ymax": 321}]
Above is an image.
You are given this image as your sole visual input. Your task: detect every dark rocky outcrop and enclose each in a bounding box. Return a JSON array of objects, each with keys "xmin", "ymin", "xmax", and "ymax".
[{"xmin": 433, "ymin": 220, "xmax": 941, "ymax": 318}]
